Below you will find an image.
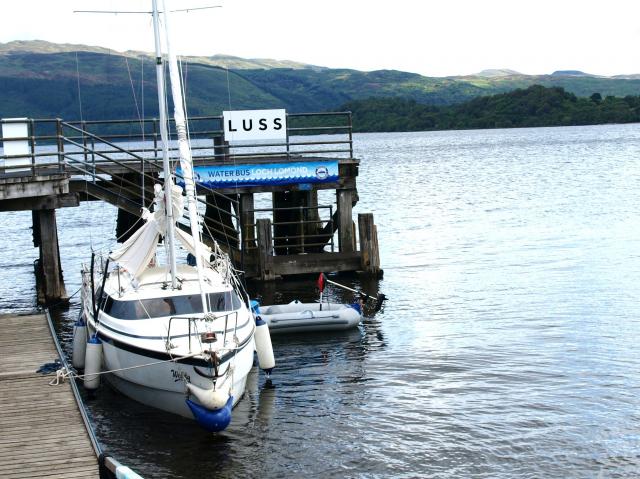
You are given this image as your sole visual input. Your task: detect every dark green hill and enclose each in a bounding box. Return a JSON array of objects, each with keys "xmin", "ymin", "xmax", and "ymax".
[
  {"xmin": 2, "ymin": 40, "xmax": 640, "ymax": 123},
  {"xmin": 343, "ymin": 85, "xmax": 640, "ymax": 132},
  {"xmin": 0, "ymin": 50, "xmax": 283, "ymax": 119}
]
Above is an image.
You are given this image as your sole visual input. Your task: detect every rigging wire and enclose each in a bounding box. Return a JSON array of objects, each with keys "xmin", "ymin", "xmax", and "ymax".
[
  {"xmin": 124, "ymin": 54, "xmax": 147, "ymax": 206},
  {"xmin": 74, "ymin": 52, "xmax": 84, "ymax": 124}
]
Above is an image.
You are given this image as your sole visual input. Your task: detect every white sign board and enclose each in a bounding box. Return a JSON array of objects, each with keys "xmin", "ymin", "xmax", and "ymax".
[
  {"xmin": 1, "ymin": 118, "xmax": 30, "ymax": 172},
  {"xmin": 223, "ymin": 109, "xmax": 286, "ymax": 143}
]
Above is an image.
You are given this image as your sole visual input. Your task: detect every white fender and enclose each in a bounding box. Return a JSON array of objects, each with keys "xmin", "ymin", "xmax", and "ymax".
[
  {"xmin": 187, "ymin": 383, "xmax": 230, "ymax": 410},
  {"xmin": 254, "ymin": 317, "xmax": 275, "ymax": 371},
  {"xmin": 84, "ymin": 335, "xmax": 103, "ymax": 390},
  {"xmin": 72, "ymin": 316, "xmax": 87, "ymax": 369}
]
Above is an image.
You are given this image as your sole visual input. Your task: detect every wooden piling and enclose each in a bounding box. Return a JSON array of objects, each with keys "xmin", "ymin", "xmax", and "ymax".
[
  {"xmin": 113, "ymin": 172, "xmax": 146, "ymax": 243},
  {"xmin": 358, "ymin": 213, "xmax": 381, "ymax": 277},
  {"xmin": 337, "ymin": 189, "xmax": 355, "ymax": 253},
  {"xmin": 239, "ymin": 193, "xmax": 255, "ymax": 249},
  {"xmin": 256, "ymin": 218, "xmax": 276, "ymax": 281},
  {"xmin": 33, "ymin": 209, "xmax": 68, "ymax": 303}
]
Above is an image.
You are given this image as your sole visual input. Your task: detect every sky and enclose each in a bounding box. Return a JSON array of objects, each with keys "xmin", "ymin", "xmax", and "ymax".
[{"xmin": 1, "ymin": 0, "xmax": 639, "ymax": 77}]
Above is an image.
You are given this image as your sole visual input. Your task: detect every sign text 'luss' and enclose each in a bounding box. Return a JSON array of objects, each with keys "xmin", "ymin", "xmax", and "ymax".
[{"xmin": 223, "ymin": 109, "xmax": 287, "ymax": 142}]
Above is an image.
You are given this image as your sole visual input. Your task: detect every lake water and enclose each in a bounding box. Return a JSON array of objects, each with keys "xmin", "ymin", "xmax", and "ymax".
[{"xmin": 2, "ymin": 124, "xmax": 640, "ymax": 477}]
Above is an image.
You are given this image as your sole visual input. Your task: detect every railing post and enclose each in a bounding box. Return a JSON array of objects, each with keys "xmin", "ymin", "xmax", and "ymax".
[
  {"xmin": 56, "ymin": 119, "xmax": 65, "ymax": 174},
  {"xmin": 285, "ymin": 114, "xmax": 290, "ymax": 161},
  {"xmin": 329, "ymin": 205, "xmax": 334, "ymax": 252},
  {"xmin": 347, "ymin": 111, "xmax": 353, "ymax": 158},
  {"xmin": 299, "ymin": 205, "xmax": 305, "ymax": 254},
  {"xmin": 28, "ymin": 119, "xmax": 37, "ymax": 177},
  {"xmin": 81, "ymin": 121, "xmax": 88, "ymax": 165}
]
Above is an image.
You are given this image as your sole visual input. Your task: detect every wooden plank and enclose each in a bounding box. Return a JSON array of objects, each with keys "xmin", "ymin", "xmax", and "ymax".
[
  {"xmin": 0, "ymin": 313, "xmax": 98, "ymax": 478},
  {"xmin": 272, "ymin": 251, "xmax": 361, "ymax": 275}
]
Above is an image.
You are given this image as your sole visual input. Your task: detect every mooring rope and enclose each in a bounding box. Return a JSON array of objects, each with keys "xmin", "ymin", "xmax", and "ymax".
[
  {"xmin": 49, "ymin": 333, "xmax": 253, "ymax": 387},
  {"xmin": 49, "ymin": 350, "xmax": 202, "ymax": 386}
]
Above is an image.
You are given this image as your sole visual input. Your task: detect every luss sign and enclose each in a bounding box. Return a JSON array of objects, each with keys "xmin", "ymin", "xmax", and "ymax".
[{"xmin": 223, "ymin": 109, "xmax": 287, "ymax": 142}]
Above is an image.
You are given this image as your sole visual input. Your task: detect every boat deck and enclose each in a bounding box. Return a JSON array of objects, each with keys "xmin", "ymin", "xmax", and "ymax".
[{"xmin": 0, "ymin": 313, "xmax": 99, "ymax": 478}]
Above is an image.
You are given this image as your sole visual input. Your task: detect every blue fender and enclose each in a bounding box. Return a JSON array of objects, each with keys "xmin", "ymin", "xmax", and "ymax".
[{"xmin": 186, "ymin": 396, "xmax": 234, "ymax": 432}]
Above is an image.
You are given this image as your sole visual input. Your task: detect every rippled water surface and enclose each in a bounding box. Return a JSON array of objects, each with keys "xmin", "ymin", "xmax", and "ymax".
[{"xmin": 2, "ymin": 124, "xmax": 640, "ymax": 477}]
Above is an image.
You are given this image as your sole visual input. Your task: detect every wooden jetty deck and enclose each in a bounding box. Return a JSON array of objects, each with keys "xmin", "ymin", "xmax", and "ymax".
[{"xmin": 0, "ymin": 312, "xmax": 99, "ymax": 478}]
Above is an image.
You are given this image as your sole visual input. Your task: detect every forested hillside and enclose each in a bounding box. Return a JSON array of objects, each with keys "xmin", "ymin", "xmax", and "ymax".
[
  {"xmin": 343, "ymin": 86, "xmax": 640, "ymax": 132},
  {"xmin": 1, "ymin": 40, "xmax": 640, "ymax": 132}
]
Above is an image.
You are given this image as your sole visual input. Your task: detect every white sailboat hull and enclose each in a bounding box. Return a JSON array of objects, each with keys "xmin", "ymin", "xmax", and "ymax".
[{"xmin": 100, "ymin": 338, "xmax": 254, "ymax": 418}]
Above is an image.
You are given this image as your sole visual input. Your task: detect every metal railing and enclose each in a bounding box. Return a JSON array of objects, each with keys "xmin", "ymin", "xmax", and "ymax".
[
  {"xmin": 1, "ymin": 113, "xmax": 349, "ymax": 261},
  {"xmin": 0, "ymin": 112, "xmax": 353, "ymax": 178},
  {"xmin": 0, "ymin": 118, "xmax": 64, "ymax": 177},
  {"xmin": 245, "ymin": 204, "xmax": 335, "ymax": 254},
  {"xmin": 58, "ymin": 121, "xmax": 243, "ymax": 254}
]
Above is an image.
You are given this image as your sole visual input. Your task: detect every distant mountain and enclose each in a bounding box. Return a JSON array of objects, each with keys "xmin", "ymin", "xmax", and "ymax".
[
  {"xmin": 551, "ymin": 70, "xmax": 595, "ymax": 77},
  {"xmin": 0, "ymin": 40, "xmax": 321, "ymax": 70},
  {"xmin": 1, "ymin": 40, "xmax": 640, "ymax": 122},
  {"xmin": 474, "ymin": 69, "xmax": 522, "ymax": 77}
]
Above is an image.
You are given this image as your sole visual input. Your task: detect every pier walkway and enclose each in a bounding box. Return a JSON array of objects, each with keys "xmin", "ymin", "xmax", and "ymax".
[{"xmin": 0, "ymin": 312, "xmax": 99, "ymax": 478}]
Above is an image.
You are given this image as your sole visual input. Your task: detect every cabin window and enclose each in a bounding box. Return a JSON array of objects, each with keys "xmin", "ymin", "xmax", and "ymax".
[{"xmin": 102, "ymin": 291, "xmax": 242, "ymax": 320}]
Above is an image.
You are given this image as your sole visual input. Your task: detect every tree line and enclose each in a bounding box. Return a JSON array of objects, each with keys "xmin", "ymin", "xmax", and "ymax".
[{"xmin": 341, "ymin": 85, "xmax": 640, "ymax": 132}]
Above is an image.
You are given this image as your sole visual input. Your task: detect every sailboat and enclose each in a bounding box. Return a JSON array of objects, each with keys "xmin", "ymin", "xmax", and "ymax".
[{"xmin": 74, "ymin": 0, "xmax": 274, "ymax": 432}]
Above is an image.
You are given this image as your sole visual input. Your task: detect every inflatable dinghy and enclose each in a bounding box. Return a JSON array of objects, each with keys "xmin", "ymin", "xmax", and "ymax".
[{"xmin": 255, "ymin": 300, "xmax": 362, "ymax": 334}]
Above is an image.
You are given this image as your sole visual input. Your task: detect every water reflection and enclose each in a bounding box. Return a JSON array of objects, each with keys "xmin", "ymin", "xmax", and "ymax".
[{"xmin": 4, "ymin": 126, "xmax": 640, "ymax": 477}]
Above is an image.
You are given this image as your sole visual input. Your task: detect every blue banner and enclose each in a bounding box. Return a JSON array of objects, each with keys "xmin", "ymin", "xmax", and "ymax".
[{"xmin": 177, "ymin": 161, "xmax": 339, "ymax": 189}]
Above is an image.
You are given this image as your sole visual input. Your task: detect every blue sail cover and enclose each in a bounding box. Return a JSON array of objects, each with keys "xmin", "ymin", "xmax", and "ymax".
[{"xmin": 177, "ymin": 161, "xmax": 339, "ymax": 189}]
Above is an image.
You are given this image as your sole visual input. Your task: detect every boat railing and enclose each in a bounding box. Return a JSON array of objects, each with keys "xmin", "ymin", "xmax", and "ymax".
[{"xmin": 166, "ymin": 310, "xmax": 239, "ymax": 354}]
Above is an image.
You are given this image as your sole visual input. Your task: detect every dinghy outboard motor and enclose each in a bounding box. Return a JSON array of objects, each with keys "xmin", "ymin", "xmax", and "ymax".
[{"xmin": 374, "ymin": 293, "xmax": 387, "ymax": 312}]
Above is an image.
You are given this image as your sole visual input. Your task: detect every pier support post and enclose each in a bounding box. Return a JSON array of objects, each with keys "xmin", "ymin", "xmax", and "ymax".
[
  {"xmin": 358, "ymin": 213, "xmax": 381, "ymax": 277},
  {"xmin": 33, "ymin": 209, "xmax": 68, "ymax": 303},
  {"xmin": 116, "ymin": 209, "xmax": 142, "ymax": 243},
  {"xmin": 114, "ymin": 172, "xmax": 145, "ymax": 243},
  {"xmin": 337, "ymin": 189, "xmax": 355, "ymax": 253},
  {"xmin": 239, "ymin": 193, "xmax": 256, "ymax": 252},
  {"xmin": 256, "ymin": 218, "xmax": 276, "ymax": 281}
]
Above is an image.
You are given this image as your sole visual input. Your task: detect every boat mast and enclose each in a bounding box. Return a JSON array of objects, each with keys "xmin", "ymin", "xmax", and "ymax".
[
  {"xmin": 161, "ymin": 0, "xmax": 209, "ymax": 312},
  {"xmin": 151, "ymin": 0, "xmax": 179, "ymax": 289}
]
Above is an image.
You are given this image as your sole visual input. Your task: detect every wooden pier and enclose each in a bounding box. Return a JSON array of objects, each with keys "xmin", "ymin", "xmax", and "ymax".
[
  {"xmin": 0, "ymin": 113, "xmax": 382, "ymax": 304},
  {"xmin": 0, "ymin": 312, "xmax": 98, "ymax": 478}
]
